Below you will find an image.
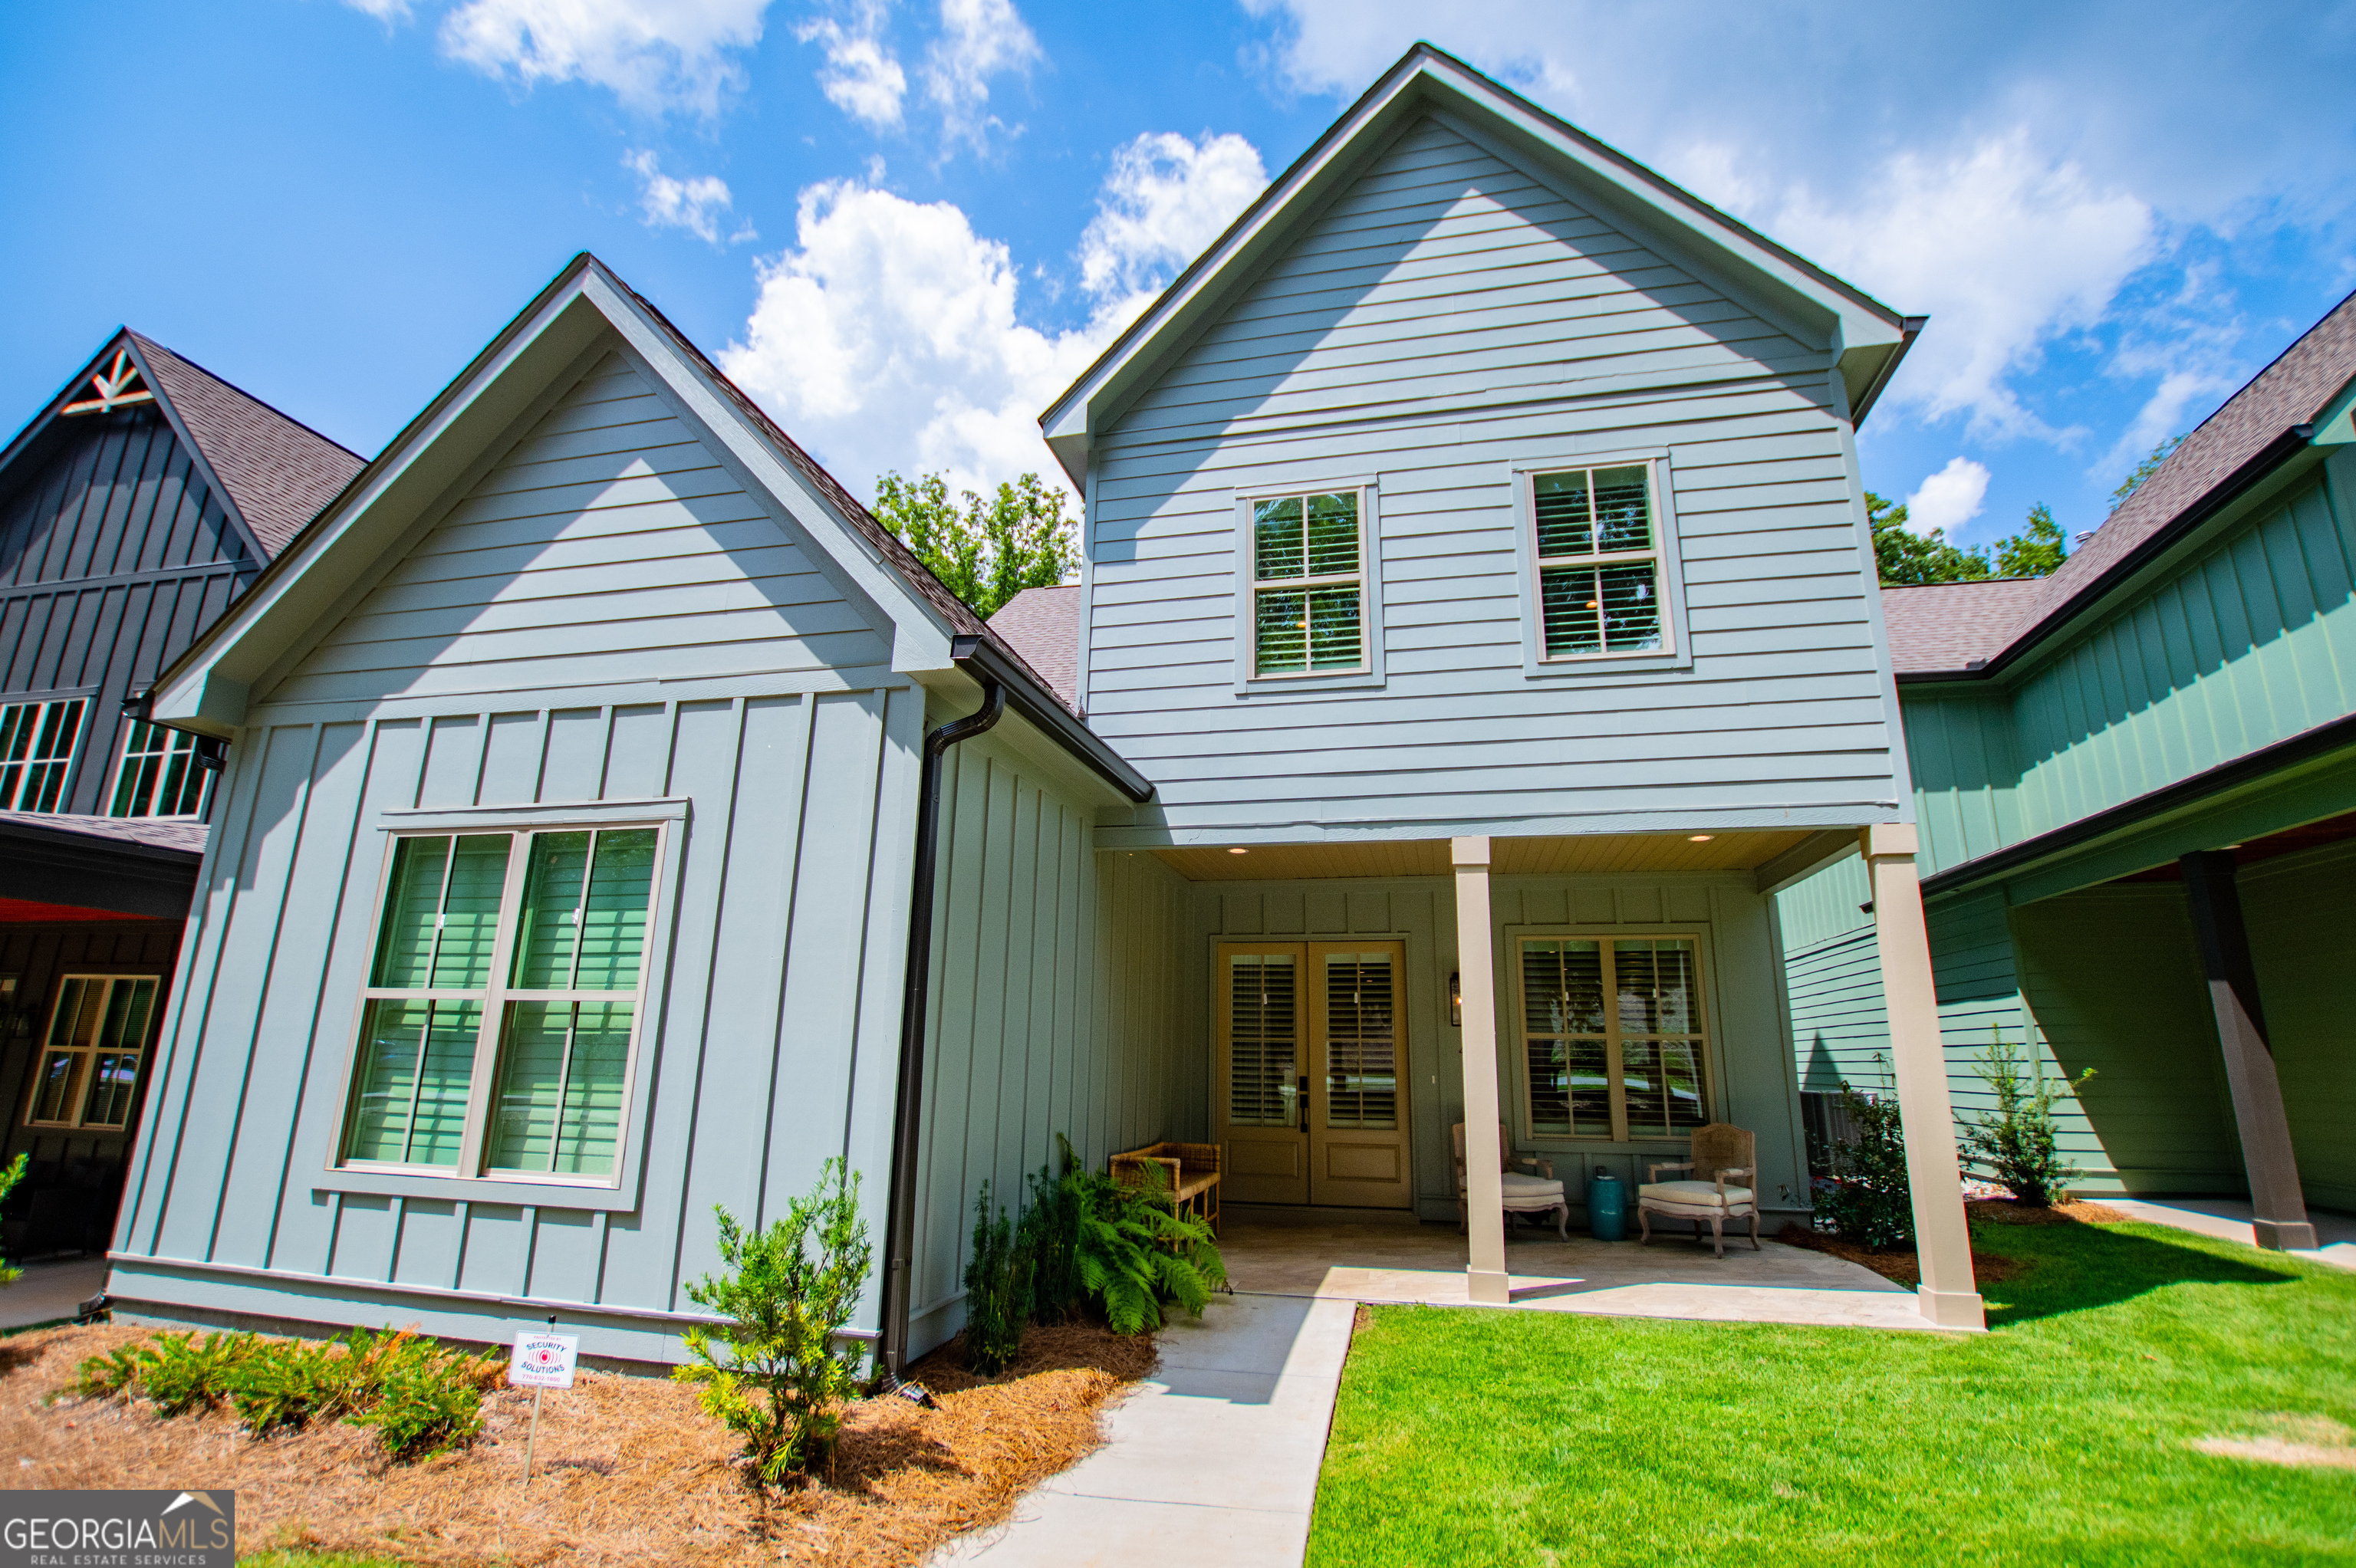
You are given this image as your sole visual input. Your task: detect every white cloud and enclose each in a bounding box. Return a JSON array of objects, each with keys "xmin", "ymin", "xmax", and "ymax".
[
  {"xmin": 1078, "ymin": 132, "xmax": 1268, "ymax": 300},
  {"xmin": 343, "ymin": 0, "xmax": 417, "ymax": 18},
  {"xmin": 719, "ymin": 127, "xmax": 1265, "ymax": 501},
  {"xmin": 798, "ymin": 2, "xmax": 907, "ymax": 127},
  {"xmin": 623, "ymin": 149, "xmax": 743, "ymax": 243},
  {"xmin": 428, "ymin": 0, "xmax": 774, "ymax": 116},
  {"xmin": 923, "ymin": 0, "xmax": 1041, "ymax": 150},
  {"xmin": 1906, "ymin": 457, "xmax": 1992, "ymax": 537}
]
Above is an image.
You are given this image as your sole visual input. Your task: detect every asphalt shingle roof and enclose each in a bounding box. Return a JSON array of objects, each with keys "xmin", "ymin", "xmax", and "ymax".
[{"xmin": 986, "ymin": 586, "xmax": 1081, "ymax": 708}]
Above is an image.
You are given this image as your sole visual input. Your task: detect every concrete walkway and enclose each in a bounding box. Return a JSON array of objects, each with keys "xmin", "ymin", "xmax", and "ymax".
[
  {"xmin": 933, "ymin": 1292, "xmax": 1355, "ymax": 1567},
  {"xmin": 2104, "ymin": 1197, "xmax": 2356, "ymax": 1271},
  {"xmin": 0, "ymin": 1257, "xmax": 107, "ymax": 1331}
]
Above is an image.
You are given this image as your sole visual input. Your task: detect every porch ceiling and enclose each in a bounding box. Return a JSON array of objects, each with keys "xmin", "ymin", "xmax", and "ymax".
[{"xmin": 1153, "ymin": 830, "xmax": 1815, "ymax": 882}]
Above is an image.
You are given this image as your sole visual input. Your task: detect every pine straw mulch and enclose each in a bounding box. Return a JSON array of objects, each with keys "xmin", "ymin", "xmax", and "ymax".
[
  {"xmin": 0, "ymin": 1318, "xmax": 1157, "ymax": 1568},
  {"xmin": 1773, "ymin": 1198, "xmax": 2133, "ymax": 1287}
]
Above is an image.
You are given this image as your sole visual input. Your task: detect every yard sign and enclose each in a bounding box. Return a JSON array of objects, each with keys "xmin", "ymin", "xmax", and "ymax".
[{"xmin": 509, "ymin": 1331, "xmax": 578, "ymax": 1389}]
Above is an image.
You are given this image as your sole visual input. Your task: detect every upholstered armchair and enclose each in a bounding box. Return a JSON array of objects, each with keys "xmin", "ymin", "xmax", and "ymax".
[
  {"xmin": 1453, "ymin": 1122, "xmax": 1570, "ymax": 1241},
  {"xmin": 1637, "ymin": 1122, "xmax": 1760, "ymax": 1258}
]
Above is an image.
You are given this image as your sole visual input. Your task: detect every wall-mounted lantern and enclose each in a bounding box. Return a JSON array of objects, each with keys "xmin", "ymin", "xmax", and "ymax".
[{"xmin": 1447, "ymin": 971, "xmax": 1462, "ymax": 1027}]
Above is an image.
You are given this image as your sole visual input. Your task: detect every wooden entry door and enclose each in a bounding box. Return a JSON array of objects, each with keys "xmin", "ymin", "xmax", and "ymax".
[{"xmin": 1215, "ymin": 940, "xmax": 1411, "ymax": 1209}]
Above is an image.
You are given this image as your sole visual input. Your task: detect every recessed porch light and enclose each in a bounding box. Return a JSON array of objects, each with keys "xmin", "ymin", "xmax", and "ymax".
[
  {"xmin": 1688, "ymin": 834, "xmax": 1713, "ymax": 842},
  {"xmin": 1227, "ymin": 847, "xmax": 1249, "ymax": 855}
]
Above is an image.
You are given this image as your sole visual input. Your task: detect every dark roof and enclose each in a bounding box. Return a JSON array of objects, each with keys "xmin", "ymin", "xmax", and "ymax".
[
  {"xmin": 0, "ymin": 810, "xmax": 206, "ymax": 856},
  {"xmin": 604, "ymin": 272, "xmax": 1083, "ymax": 715},
  {"xmin": 1892, "ymin": 288, "xmax": 2356, "ymax": 678},
  {"xmin": 129, "ymin": 333, "xmax": 367, "ymax": 559},
  {"xmin": 987, "ymin": 586, "xmax": 1081, "ymax": 707}
]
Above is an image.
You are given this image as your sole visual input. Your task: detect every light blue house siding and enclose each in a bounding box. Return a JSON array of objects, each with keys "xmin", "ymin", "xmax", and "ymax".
[{"xmin": 1081, "ymin": 113, "xmax": 1907, "ymax": 847}]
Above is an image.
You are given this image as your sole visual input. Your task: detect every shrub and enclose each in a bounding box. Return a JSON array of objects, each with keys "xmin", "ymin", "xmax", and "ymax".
[
  {"xmin": 1962, "ymin": 1028, "xmax": 2094, "ymax": 1208},
  {"xmin": 1813, "ymin": 1077, "xmax": 1914, "ymax": 1251},
  {"xmin": 1018, "ymin": 1146, "xmax": 1086, "ymax": 1326},
  {"xmin": 74, "ymin": 1326, "xmax": 502, "ymax": 1458},
  {"xmin": 674, "ymin": 1159, "xmax": 873, "ymax": 1485},
  {"xmin": 0, "ymin": 1152, "xmax": 23, "ymax": 1288},
  {"xmin": 962, "ymin": 1180, "xmax": 1033, "ymax": 1374}
]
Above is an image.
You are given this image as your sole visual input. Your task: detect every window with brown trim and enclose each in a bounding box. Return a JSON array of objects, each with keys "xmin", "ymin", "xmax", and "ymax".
[{"xmin": 1519, "ymin": 935, "xmax": 1709, "ymax": 1141}]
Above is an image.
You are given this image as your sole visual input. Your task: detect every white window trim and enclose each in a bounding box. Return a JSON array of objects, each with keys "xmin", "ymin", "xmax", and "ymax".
[
  {"xmin": 0, "ymin": 692, "xmax": 94, "ymax": 814},
  {"xmin": 108, "ymin": 718, "xmax": 212, "ymax": 820},
  {"xmin": 21, "ymin": 971, "xmax": 161, "ymax": 1129},
  {"xmin": 1504, "ymin": 924, "xmax": 1722, "ymax": 1148},
  {"xmin": 1509, "ymin": 449, "xmax": 1693, "ymax": 677},
  {"xmin": 1232, "ymin": 477, "xmax": 1387, "ymax": 695},
  {"xmin": 314, "ymin": 797, "xmax": 689, "ymax": 1211}
]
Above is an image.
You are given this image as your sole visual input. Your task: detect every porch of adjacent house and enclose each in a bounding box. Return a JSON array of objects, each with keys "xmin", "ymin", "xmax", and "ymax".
[{"xmin": 1126, "ymin": 823, "xmax": 1986, "ymax": 1333}]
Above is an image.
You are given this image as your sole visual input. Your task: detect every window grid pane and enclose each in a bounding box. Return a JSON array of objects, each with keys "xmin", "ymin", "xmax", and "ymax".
[
  {"xmin": 110, "ymin": 720, "xmax": 207, "ymax": 818},
  {"xmin": 1227, "ymin": 955, "xmax": 1298, "ymax": 1127},
  {"xmin": 1323, "ymin": 953, "xmax": 1397, "ymax": 1130},
  {"xmin": 1521, "ymin": 940, "xmax": 1609, "ymax": 1136},
  {"xmin": 1252, "ymin": 497, "xmax": 1305, "ymax": 580},
  {"xmin": 27, "ymin": 975, "xmax": 158, "ymax": 1128},
  {"xmin": 1533, "ymin": 465, "xmax": 1663, "ymax": 660},
  {"xmin": 0, "ymin": 699, "xmax": 87, "ymax": 814}
]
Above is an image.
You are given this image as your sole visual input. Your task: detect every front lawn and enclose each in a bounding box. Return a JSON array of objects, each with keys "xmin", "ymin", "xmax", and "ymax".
[{"xmin": 1309, "ymin": 1215, "xmax": 2356, "ymax": 1566}]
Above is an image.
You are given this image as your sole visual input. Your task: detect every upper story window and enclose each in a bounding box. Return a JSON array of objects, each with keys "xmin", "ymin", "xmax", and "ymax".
[
  {"xmin": 0, "ymin": 699, "xmax": 87, "ymax": 814},
  {"xmin": 1532, "ymin": 465, "xmax": 1668, "ymax": 658},
  {"xmin": 27, "ymin": 975, "xmax": 158, "ymax": 1129},
  {"xmin": 339, "ymin": 823, "xmax": 663, "ymax": 1184},
  {"xmin": 1249, "ymin": 489, "xmax": 1368, "ymax": 678},
  {"xmin": 1520, "ymin": 935, "xmax": 1709, "ymax": 1142},
  {"xmin": 110, "ymin": 721, "xmax": 210, "ymax": 819}
]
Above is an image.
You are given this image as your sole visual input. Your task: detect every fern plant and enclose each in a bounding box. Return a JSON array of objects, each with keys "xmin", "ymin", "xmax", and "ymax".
[
  {"xmin": 1076, "ymin": 1164, "xmax": 1226, "ymax": 1333},
  {"xmin": 674, "ymin": 1159, "xmax": 873, "ymax": 1485}
]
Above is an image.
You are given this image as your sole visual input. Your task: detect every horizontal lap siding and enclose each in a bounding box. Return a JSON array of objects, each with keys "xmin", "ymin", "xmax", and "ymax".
[
  {"xmin": 1088, "ymin": 116, "xmax": 1892, "ymax": 837},
  {"xmin": 269, "ymin": 353, "xmax": 889, "ymax": 710},
  {"xmin": 115, "ymin": 689, "xmax": 920, "ymax": 1356},
  {"xmin": 0, "ymin": 405, "xmax": 255, "ymax": 814},
  {"xmin": 906, "ymin": 737, "xmax": 1192, "ymax": 1357}
]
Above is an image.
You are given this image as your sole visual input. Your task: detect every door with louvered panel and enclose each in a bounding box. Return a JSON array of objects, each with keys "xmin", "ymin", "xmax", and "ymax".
[{"xmin": 1215, "ymin": 940, "xmax": 1411, "ymax": 1210}]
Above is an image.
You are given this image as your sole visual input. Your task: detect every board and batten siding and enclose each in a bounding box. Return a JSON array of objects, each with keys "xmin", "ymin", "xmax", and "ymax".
[
  {"xmin": 0, "ymin": 403, "xmax": 257, "ymax": 817},
  {"xmin": 108, "ymin": 343, "xmax": 941, "ymax": 1361},
  {"xmin": 1085, "ymin": 113, "xmax": 1902, "ymax": 844},
  {"xmin": 1908, "ymin": 450, "xmax": 2356, "ymax": 879},
  {"xmin": 905, "ymin": 729, "xmax": 1193, "ymax": 1354},
  {"xmin": 1196, "ymin": 873, "xmax": 1810, "ymax": 1220}
]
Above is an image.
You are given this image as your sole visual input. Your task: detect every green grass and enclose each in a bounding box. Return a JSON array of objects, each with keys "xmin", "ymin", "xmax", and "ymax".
[{"xmin": 1308, "ymin": 1218, "xmax": 2356, "ymax": 1566}]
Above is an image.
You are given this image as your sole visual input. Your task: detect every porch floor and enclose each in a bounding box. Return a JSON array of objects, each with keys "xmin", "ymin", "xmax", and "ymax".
[{"xmin": 1219, "ymin": 1217, "xmax": 1948, "ymax": 1332}]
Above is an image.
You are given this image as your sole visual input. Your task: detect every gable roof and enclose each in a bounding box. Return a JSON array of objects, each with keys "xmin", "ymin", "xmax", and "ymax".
[
  {"xmin": 0, "ymin": 330, "xmax": 363, "ymax": 564},
  {"xmin": 986, "ymin": 585, "xmax": 1080, "ymax": 708},
  {"xmin": 148, "ymin": 254, "xmax": 1085, "ymax": 744},
  {"xmin": 1894, "ymin": 287, "xmax": 2356, "ymax": 680},
  {"xmin": 1038, "ymin": 41, "xmax": 1917, "ymax": 484}
]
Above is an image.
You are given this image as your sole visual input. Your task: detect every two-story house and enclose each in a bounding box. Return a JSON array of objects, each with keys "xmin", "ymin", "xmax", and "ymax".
[
  {"xmin": 0, "ymin": 333, "xmax": 360, "ymax": 1259},
  {"xmin": 112, "ymin": 44, "xmax": 1986, "ymax": 1367}
]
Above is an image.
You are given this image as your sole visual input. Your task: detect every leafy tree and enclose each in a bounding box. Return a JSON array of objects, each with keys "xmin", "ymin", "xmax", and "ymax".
[
  {"xmin": 675, "ymin": 1160, "xmax": 873, "ymax": 1485},
  {"xmin": 1868, "ymin": 491, "xmax": 1992, "ymax": 585},
  {"xmin": 2111, "ymin": 434, "xmax": 2185, "ymax": 507},
  {"xmin": 1993, "ymin": 503, "xmax": 2068, "ymax": 578},
  {"xmin": 872, "ymin": 470, "xmax": 1078, "ymax": 616}
]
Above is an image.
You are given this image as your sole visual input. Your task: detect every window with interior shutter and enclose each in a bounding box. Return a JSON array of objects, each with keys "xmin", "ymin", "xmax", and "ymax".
[
  {"xmin": 1530, "ymin": 465, "xmax": 1667, "ymax": 658},
  {"xmin": 1322, "ymin": 952, "xmax": 1397, "ymax": 1129},
  {"xmin": 1520, "ymin": 935, "xmax": 1709, "ymax": 1140},
  {"xmin": 1226, "ymin": 953, "xmax": 1298, "ymax": 1126},
  {"xmin": 1249, "ymin": 490, "xmax": 1366, "ymax": 676}
]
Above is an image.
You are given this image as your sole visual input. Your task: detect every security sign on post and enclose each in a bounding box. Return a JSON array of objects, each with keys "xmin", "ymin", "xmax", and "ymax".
[
  {"xmin": 510, "ymin": 1323, "xmax": 578, "ymax": 1484},
  {"xmin": 509, "ymin": 1330, "xmax": 578, "ymax": 1389}
]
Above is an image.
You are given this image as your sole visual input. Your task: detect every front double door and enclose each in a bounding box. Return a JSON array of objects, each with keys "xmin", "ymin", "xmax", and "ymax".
[{"xmin": 1215, "ymin": 939, "xmax": 1411, "ymax": 1209}]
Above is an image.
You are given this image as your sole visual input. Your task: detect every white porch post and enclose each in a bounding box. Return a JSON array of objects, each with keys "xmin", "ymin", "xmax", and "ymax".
[
  {"xmin": 1452, "ymin": 835, "xmax": 1510, "ymax": 1305},
  {"xmin": 1859, "ymin": 824, "xmax": 1984, "ymax": 1330}
]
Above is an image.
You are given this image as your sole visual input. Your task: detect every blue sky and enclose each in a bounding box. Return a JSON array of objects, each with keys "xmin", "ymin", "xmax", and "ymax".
[{"xmin": 5, "ymin": 1, "xmax": 2354, "ymax": 560}]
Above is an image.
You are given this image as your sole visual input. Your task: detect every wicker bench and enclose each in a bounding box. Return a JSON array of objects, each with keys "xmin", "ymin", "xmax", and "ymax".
[{"xmin": 1110, "ymin": 1141, "xmax": 1222, "ymax": 1236}]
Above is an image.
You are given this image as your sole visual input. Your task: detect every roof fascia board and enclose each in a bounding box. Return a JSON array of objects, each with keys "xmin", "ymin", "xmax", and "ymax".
[
  {"xmin": 578, "ymin": 271, "xmax": 957, "ymax": 672},
  {"xmin": 2312, "ymin": 372, "xmax": 2356, "ymax": 446}
]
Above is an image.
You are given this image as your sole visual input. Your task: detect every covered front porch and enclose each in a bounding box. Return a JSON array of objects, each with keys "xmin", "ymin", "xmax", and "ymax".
[{"xmin": 1119, "ymin": 823, "xmax": 1984, "ymax": 1331}]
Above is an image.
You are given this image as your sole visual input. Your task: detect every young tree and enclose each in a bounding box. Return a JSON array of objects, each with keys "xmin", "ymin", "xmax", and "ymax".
[
  {"xmin": 871, "ymin": 470, "xmax": 1078, "ymax": 616},
  {"xmin": 1993, "ymin": 502, "xmax": 2068, "ymax": 577},
  {"xmin": 2111, "ymin": 435, "xmax": 2184, "ymax": 507},
  {"xmin": 1868, "ymin": 491, "xmax": 1994, "ymax": 585}
]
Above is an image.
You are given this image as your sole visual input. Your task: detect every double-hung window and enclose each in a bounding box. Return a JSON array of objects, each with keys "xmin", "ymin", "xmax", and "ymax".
[
  {"xmin": 341, "ymin": 823, "xmax": 661, "ymax": 1183},
  {"xmin": 1248, "ymin": 489, "xmax": 1368, "ymax": 678},
  {"xmin": 1519, "ymin": 935, "xmax": 1709, "ymax": 1142},
  {"xmin": 25, "ymin": 975, "xmax": 156, "ymax": 1129},
  {"xmin": 110, "ymin": 720, "xmax": 209, "ymax": 818},
  {"xmin": 1528, "ymin": 462, "xmax": 1673, "ymax": 660},
  {"xmin": 0, "ymin": 698, "xmax": 87, "ymax": 813}
]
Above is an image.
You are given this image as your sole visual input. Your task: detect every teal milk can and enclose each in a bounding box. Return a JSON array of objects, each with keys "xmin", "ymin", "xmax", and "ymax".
[{"xmin": 1588, "ymin": 1169, "xmax": 1627, "ymax": 1241}]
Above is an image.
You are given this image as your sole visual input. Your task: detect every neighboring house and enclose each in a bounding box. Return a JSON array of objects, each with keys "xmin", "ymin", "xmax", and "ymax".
[
  {"xmin": 0, "ymin": 331, "xmax": 362, "ymax": 1259},
  {"xmin": 115, "ymin": 44, "xmax": 1992, "ymax": 1366},
  {"xmin": 1779, "ymin": 290, "xmax": 2356, "ymax": 1248}
]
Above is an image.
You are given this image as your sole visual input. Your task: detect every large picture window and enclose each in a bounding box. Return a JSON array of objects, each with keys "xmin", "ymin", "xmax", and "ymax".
[
  {"xmin": 26, "ymin": 975, "xmax": 157, "ymax": 1129},
  {"xmin": 1249, "ymin": 489, "xmax": 1367, "ymax": 677},
  {"xmin": 0, "ymin": 698, "xmax": 87, "ymax": 814},
  {"xmin": 1520, "ymin": 935, "xmax": 1709, "ymax": 1142},
  {"xmin": 110, "ymin": 720, "xmax": 210, "ymax": 819},
  {"xmin": 1528, "ymin": 464, "xmax": 1670, "ymax": 659},
  {"xmin": 341, "ymin": 823, "xmax": 661, "ymax": 1183}
]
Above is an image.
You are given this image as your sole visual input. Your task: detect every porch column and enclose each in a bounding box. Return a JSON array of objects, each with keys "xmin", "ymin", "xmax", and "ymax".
[
  {"xmin": 2180, "ymin": 851, "xmax": 2316, "ymax": 1251},
  {"xmin": 1858, "ymin": 825, "xmax": 1985, "ymax": 1330},
  {"xmin": 1452, "ymin": 835, "xmax": 1510, "ymax": 1305}
]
